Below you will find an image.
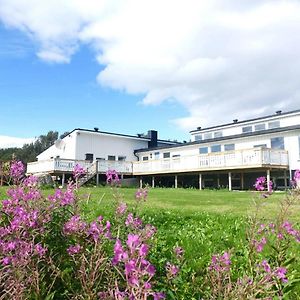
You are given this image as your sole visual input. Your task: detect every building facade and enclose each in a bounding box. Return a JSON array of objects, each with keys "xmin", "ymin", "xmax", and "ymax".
[{"xmin": 27, "ymin": 110, "xmax": 300, "ymax": 190}]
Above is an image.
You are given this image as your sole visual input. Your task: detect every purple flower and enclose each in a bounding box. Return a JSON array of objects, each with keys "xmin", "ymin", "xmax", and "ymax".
[
  {"xmin": 35, "ymin": 243, "xmax": 47, "ymax": 257},
  {"xmin": 63, "ymin": 215, "xmax": 86, "ymax": 235},
  {"xmin": 106, "ymin": 169, "xmax": 120, "ymax": 185},
  {"xmin": 116, "ymin": 202, "xmax": 127, "ymax": 215},
  {"xmin": 275, "ymin": 267, "xmax": 288, "ymax": 283},
  {"xmin": 2, "ymin": 257, "xmax": 11, "ymax": 266},
  {"xmin": 166, "ymin": 262, "xmax": 179, "ymax": 278},
  {"xmin": 10, "ymin": 160, "xmax": 25, "ymax": 181},
  {"xmin": 174, "ymin": 246, "xmax": 184, "ymax": 259},
  {"xmin": 73, "ymin": 164, "xmax": 86, "ymax": 179},
  {"xmin": 67, "ymin": 244, "xmax": 81, "ymax": 256},
  {"xmin": 135, "ymin": 188, "xmax": 148, "ymax": 202},
  {"xmin": 139, "ymin": 244, "xmax": 149, "ymax": 257},
  {"xmin": 152, "ymin": 292, "xmax": 165, "ymax": 300},
  {"xmin": 261, "ymin": 260, "xmax": 271, "ymax": 273},
  {"xmin": 126, "ymin": 234, "xmax": 140, "ymax": 250}
]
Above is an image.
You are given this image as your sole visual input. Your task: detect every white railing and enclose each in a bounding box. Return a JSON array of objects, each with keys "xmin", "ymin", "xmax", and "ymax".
[
  {"xmin": 132, "ymin": 148, "xmax": 289, "ymax": 175},
  {"xmin": 27, "ymin": 158, "xmax": 133, "ymax": 174}
]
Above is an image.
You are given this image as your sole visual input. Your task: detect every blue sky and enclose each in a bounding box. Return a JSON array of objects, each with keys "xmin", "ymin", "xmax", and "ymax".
[
  {"xmin": 0, "ymin": 25, "xmax": 187, "ymax": 144},
  {"xmin": 0, "ymin": 0, "xmax": 300, "ymax": 148}
]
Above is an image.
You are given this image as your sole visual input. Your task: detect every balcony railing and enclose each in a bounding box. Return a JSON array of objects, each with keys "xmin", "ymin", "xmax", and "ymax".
[
  {"xmin": 132, "ymin": 148, "xmax": 289, "ymax": 175},
  {"xmin": 27, "ymin": 158, "xmax": 133, "ymax": 175}
]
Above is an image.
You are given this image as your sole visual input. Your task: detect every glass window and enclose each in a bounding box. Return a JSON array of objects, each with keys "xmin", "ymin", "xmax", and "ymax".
[
  {"xmin": 254, "ymin": 144, "xmax": 267, "ymax": 148},
  {"xmin": 254, "ymin": 124, "xmax": 266, "ymax": 131},
  {"xmin": 224, "ymin": 144, "xmax": 235, "ymax": 151},
  {"xmin": 172, "ymin": 154, "xmax": 180, "ymax": 158},
  {"xmin": 268, "ymin": 121, "xmax": 280, "ymax": 129},
  {"xmin": 108, "ymin": 155, "xmax": 115, "ymax": 161},
  {"xmin": 142, "ymin": 156, "xmax": 149, "ymax": 161},
  {"xmin": 199, "ymin": 147, "xmax": 208, "ymax": 154},
  {"xmin": 204, "ymin": 133, "xmax": 213, "ymax": 140},
  {"xmin": 163, "ymin": 152, "xmax": 170, "ymax": 158},
  {"xmin": 195, "ymin": 135, "xmax": 202, "ymax": 141},
  {"xmin": 85, "ymin": 153, "xmax": 94, "ymax": 161},
  {"xmin": 211, "ymin": 144, "xmax": 221, "ymax": 152},
  {"xmin": 118, "ymin": 156, "xmax": 126, "ymax": 161},
  {"xmin": 242, "ymin": 126, "xmax": 252, "ymax": 133},
  {"xmin": 154, "ymin": 152, "xmax": 160, "ymax": 159},
  {"xmin": 96, "ymin": 157, "xmax": 105, "ymax": 160},
  {"xmin": 271, "ymin": 137, "xmax": 284, "ymax": 150},
  {"xmin": 214, "ymin": 131, "xmax": 223, "ymax": 138}
]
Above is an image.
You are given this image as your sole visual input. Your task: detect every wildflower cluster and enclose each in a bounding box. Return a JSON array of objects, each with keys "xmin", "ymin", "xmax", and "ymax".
[
  {"xmin": 254, "ymin": 176, "xmax": 273, "ymax": 194},
  {"xmin": 73, "ymin": 163, "xmax": 86, "ymax": 179},
  {"xmin": 106, "ymin": 169, "xmax": 120, "ymax": 185},
  {"xmin": 10, "ymin": 160, "xmax": 25, "ymax": 183}
]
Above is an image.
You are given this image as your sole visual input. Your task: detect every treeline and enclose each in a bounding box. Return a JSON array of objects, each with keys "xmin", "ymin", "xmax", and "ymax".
[{"xmin": 0, "ymin": 131, "xmax": 69, "ymax": 163}]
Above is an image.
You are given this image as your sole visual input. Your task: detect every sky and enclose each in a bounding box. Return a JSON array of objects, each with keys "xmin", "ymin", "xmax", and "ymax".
[{"xmin": 0, "ymin": 0, "xmax": 300, "ymax": 148}]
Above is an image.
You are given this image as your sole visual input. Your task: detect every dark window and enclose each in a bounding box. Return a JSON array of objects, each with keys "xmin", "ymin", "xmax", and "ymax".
[
  {"xmin": 224, "ymin": 144, "xmax": 235, "ymax": 151},
  {"xmin": 96, "ymin": 157, "xmax": 105, "ymax": 160},
  {"xmin": 118, "ymin": 156, "xmax": 126, "ymax": 161},
  {"xmin": 204, "ymin": 133, "xmax": 213, "ymax": 139},
  {"xmin": 85, "ymin": 153, "xmax": 93, "ymax": 161},
  {"xmin": 142, "ymin": 156, "xmax": 149, "ymax": 161},
  {"xmin": 254, "ymin": 144, "xmax": 267, "ymax": 148},
  {"xmin": 271, "ymin": 137, "xmax": 284, "ymax": 150},
  {"xmin": 172, "ymin": 154, "xmax": 180, "ymax": 158},
  {"xmin": 214, "ymin": 131, "xmax": 223, "ymax": 138},
  {"xmin": 199, "ymin": 147, "xmax": 208, "ymax": 154},
  {"xmin": 254, "ymin": 124, "xmax": 266, "ymax": 131},
  {"xmin": 242, "ymin": 126, "xmax": 252, "ymax": 133},
  {"xmin": 211, "ymin": 145, "xmax": 221, "ymax": 152},
  {"xmin": 268, "ymin": 121, "xmax": 280, "ymax": 129},
  {"xmin": 195, "ymin": 135, "xmax": 202, "ymax": 141},
  {"xmin": 108, "ymin": 155, "xmax": 116, "ymax": 161},
  {"xmin": 163, "ymin": 152, "xmax": 170, "ymax": 158}
]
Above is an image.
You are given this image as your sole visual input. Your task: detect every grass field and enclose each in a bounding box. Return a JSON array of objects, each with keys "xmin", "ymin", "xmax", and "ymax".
[{"xmin": 1, "ymin": 185, "xmax": 300, "ymax": 297}]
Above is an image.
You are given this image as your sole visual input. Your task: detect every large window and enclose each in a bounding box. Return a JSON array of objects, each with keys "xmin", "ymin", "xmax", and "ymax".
[
  {"xmin": 142, "ymin": 156, "xmax": 149, "ymax": 161},
  {"xmin": 224, "ymin": 144, "xmax": 235, "ymax": 151},
  {"xmin": 85, "ymin": 153, "xmax": 93, "ymax": 161},
  {"xmin": 108, "ymin": 155, "xmax": 116, "ymax": 161},
  {"xmin": 268, "ymin": 121, "xmax": 280, "ymax": 129},
  {"xmin": 204, "ymin": 133, "xmax": 213, "ymax": 140},
  {"xmin": 242, "ymin": 126, "xmax": 252, "ymax": 133},
  {"xmin": 118, "ymin": 156, "xmax": 126, "ymax": 161},
  {"xmin": 271, "ymin": 137, "xmax": 285, "ymax": 150},
  {"xmin": 211, "ymin": 144, "xmax": 221, "ymax": 153},
  {"xmin": 199, "ymin": 147, "xmax": 208, "ymax": 154},
  {"xmin": 254, "ymin": 124, "xmax": 266, "ymax": 131},
  {"xmin": 195, "ymin": 135, "xmax": 202, "ymax": 141},
  {"xmin": 214, "ymin": 131, "xmax": 223, "ymax": 138},
  {"xmin": 163, "ymin": 152, "xmax": 170, "ymax": 158}
]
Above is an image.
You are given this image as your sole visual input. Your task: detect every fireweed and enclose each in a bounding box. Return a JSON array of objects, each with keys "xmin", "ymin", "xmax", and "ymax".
[
  {"xmin": 206, "ymin": 175, "xmax": 300, "ymax": 299},
  {"xmin": 0, "ymin": 162, "xmax": 176, "ymax": 299}
]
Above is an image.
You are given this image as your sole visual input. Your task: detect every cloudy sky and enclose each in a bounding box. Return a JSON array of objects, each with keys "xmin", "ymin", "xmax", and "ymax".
[{"xmin": 0, "ymin": 0, "xmax": 300, "ymax": 147}]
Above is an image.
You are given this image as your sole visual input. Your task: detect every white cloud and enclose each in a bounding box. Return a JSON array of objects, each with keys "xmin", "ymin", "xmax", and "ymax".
[
  {"xmin": 0, "ymin": 135, "xmax": 35, "ymax": 149},
  {"xmin": 1, "ymin": 0, "xmax": 300, "ymax": 130}
]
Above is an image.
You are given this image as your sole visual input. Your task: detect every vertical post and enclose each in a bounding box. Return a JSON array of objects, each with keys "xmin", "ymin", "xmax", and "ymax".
[
  {"xmin": 62, "ymin": 173, "xmax": 65, "ymax": 188},
  {"xmin": 139, "ymin": 177, "xmax": 143, "ymax": 188},
  {"xmin": 267, "ymin": 169, "xmax": 271, "ymax": 192},
  {"xmin": 96, "ymin": 173, "xmax": 99, "ymax": 186},
  {"xmin": 199, "ymin": 173, "xmax": 202, "ymax": 190},
  {"xmin": 284, "ymin": 170, "xmax": 288, "ymax": 190},
  {"xmin": 121, "ymin": 174, "xmax": 124, "ymax": 179},
  {"xmin": 241, "ymin": 173, "xmax": 244, "ymax": 190},
  {"xmin": 217, "ymin": 175, "xmax": 220, "ymax": 189},
  {"xmin": 175, "ymin": 175, "xmax": 178, "ymax": 189},
  {"xmin": 228, "ymin": 172, "xmax": 232, "ymax": 191},
  {"xmin": 152, "ymin": 176, "xmax": 155, "ymax": 188}
]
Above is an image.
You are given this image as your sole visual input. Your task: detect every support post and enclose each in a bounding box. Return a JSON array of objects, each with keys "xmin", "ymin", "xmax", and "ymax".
[
  {"xmin": 228, "ymin": 172, "xmax": 232, "ymax": 191},
  {"xmin": 217, "ymin": 175, "xmax": 220, "ymax": 189},
  {"xmin": 199, "ymin": 173, "xmax": 202, "ymax": 190},
  {"xmin": 62, "ymin": 173, "xmax": 65, "ymax": 188},
  {"xmin": 139, "ymin": 177, "xmax": 143, "ymax": 189},
  {"xmin": 267, "ymin": 169, "xmax": 271, "ymax": 192},
  {"xmin": 152, "ymin": 176, "xmax": 155, "ymax": 188},
  {"xmin": 175, "ymin": 175, "xmax": 178, "ymax": 189},
  {"xmin": 96, "ymin": 173, "xmax": 99, "ymax": 186},
  {"xmin": 284, "ymin": 170, "xmax": 288, "ymax": 190},
  {"xmin": 241, "ymin": 173, "xmax": 244, "ymax": 190}
]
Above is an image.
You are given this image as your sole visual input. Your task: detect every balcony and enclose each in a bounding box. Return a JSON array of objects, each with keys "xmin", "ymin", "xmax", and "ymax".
[
  {"xmin": 132, "ymin": 148, "xmax": 289, "ymax": 175},
  {"xmin": 26, "ymin": 158, "xmax": 133, "ymax": 175}
]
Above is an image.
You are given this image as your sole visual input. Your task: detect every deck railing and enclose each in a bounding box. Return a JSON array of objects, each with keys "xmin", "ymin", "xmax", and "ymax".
[{"xmin": 132, "ymin": 148, "xmax": 289, "ymax": 175}]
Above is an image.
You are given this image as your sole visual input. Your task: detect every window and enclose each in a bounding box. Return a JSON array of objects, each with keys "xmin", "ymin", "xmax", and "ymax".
[
  {"xmin": 172, "ymin": 154, "xmax": 180, "ymax": 158},
  {"xmin": 204, "ymin": 133, "xmax": 213, "ymax": 139},
  {"xmin": 271, "ymin": 137, "xmax": 284, "ymax": 150},
  {"xmin": 108, "ymin": 155, "xmax": 116, "ymax": 161},
  {"xmin": 118, "ymin": 156, "xmax": 126, "ymax": 161},
  {"xmin": 142, "ymin": 156, "xmax": 149, "ymax": 161},
  {"xmin": 268, "ymin": 121, "xmax": 280, "ymax": 129},
  {"xmin": 85, "ymin": 153, "xmax": 93, "ymax": 161},
  {"xmin": 96, "ymin": 157, "xmax": 105, "ymax": 160},
  {"xmin": 224, "ymin": 144, "xmax": 235, "ymax": 151},
  {"xmin": 254, "ymin": 124, "xmax": 266, "ymax": 131},
  {"xmin": 214, "ymin": 131, "xmax": 223, "ymax": 138},
  {"xmin": 242, "ymin": 126, "xmax": 252, "ymax": 133},
  {"xmin": 254, "ymin": 144, "xmax": 267, "ymax": 148},
  {"xmin": 154, "ymin": 152, "xmax": 160, "ymax": 159},
  {"xmin": 199, "ymin": 147, "xmax": 208, "ymax": 154},
  {"xmin": 195, "ymin": 135, "xmax": 202, "ymax": 141},
  {"xmin": 163, "ymin": 152, "xmax": 170, "ymax": 158},
  {"xmin": 211, "ymin": 144, "xmax": 221, "ymax": 152}
]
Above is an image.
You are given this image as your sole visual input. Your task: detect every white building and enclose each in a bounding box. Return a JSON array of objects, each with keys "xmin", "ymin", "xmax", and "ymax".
[{"xmin": 27, "ymin": 109, "xmax": 300, "ymax": 190}]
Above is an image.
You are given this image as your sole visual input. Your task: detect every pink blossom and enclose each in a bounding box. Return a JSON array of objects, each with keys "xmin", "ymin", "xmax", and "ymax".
[{"xmin": 67, "ymin": 244, "xmax": 81, "ymax": 256}]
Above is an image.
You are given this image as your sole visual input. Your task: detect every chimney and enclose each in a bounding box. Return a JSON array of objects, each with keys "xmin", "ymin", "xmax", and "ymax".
[
  {"xmin": 233, "ymin": 119, "xmax": 238, "ymax": 123},
  {"xmin": 147, "ymin": 130, "xmax": 158, "ymax": 148},
  {"xmin": 94, "ymin": 127, "xmax": 99, "ymax": 132},
  {"xmin": 276, "ymin": 110, "xmax": 282, "ymax": 115},
  {"xmin": 197, "ymin": 126, "xmax": 201, "ymax": 130}
]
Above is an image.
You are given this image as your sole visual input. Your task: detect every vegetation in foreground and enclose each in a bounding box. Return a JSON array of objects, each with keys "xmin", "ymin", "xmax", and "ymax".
[{"xmin": 0, "ymin": 162, "xmax": 300, "ymax": 299}]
